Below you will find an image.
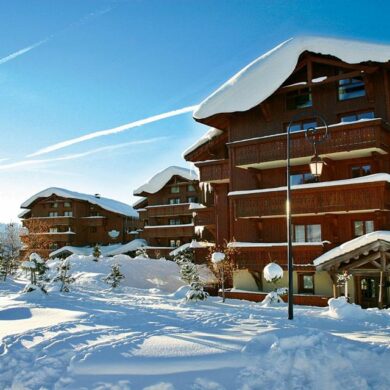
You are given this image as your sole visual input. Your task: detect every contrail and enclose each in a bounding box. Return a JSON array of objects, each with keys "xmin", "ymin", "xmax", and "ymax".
[
  {"xmin": 27, "ymin": 105, "xmax": 198, "ymax": 157},
  {"xmin": 0, "ymin": 7, "xmax": 112, "ymax": 66},
  {"xmin": 0, "ymin": 39, "xmax": 49, "ymax": 65},
  {"xmin": 0, "ymin": 137, "xmax": 165, "ymax": 171}
]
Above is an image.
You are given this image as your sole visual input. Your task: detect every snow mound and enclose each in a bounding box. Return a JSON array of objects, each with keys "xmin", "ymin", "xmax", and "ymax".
[
  {"xmin": 194, "ymin": 36, "xmax": 390, "ymax": 120},
  {"xmin": 48, "ymin": 255, "xmax": 185, "ymax": 293},
  {"xmin": 211, "ymin": 252, "xmax": 225, "ymax": 264},
  {"xmin": 324, "ymin": 297, "xmax": 367, "ymax": 319},
  {"xmin": 241, "ymin": 328, "xmax": 389, "ymax": 390},
  {"xmin": 263, "ymin": 262, "xmax": 283, "ymax": 282},
  {"xmin": 133, "ymin": 166, "xmax": 198, "ymax": 195}
]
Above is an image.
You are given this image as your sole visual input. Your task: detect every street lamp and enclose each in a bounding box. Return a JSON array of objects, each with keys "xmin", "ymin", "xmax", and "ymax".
[{"xmin": 286, "ymin": 110, "xmax": 328, "ymax": 320}]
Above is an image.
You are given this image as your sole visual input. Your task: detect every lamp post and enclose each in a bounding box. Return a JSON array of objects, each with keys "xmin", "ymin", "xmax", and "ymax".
[{"xmin": 286, "ymin": 110, "xmax": 328, "ymax": 320}]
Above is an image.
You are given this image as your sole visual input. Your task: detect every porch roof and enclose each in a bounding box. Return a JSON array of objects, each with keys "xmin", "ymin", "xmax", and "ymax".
[{"xmin": 314, "ymin": 231, "xmax": 390, "ymax": 272}]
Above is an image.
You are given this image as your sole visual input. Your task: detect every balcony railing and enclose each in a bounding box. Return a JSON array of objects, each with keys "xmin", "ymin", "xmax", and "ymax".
[
  {"xmin": 194, "ymin": 207, "xmax": 215, "ymax": 226},
  {"xmin": 146, "ymin": 204, "xmax": 192, "ymax": 217},
  {"xmin": 80, "ymin": 217, "xmax": 106, "ymax": 227},
  {"xmin": 196, "ymin": 159, "xmax": 229, "ymax": 183},
  {"xmin": 24, "ymin": 216, "xmax": 74, "ymax": 225},
  {"xmin": 231, "ymin": 180, "xmax": 390, "ymax": 218},
  {"xmin": 143, "ymin": 224, "xmax": 194, "ymax": 238},
  {"xmin": 230, "ymin": 119, "xmax": 390, "ymax": 168}
]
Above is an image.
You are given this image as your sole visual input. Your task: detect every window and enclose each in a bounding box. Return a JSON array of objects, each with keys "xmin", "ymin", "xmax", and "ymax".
[
  {"xmin": 353, "ymin": 220, "xmax": 374, "ymax": 237},
  {"xmin": 170, "ymin": 239, "xmax": 181, "ymax": 247},
  {"xmin": 64, "ymin": 211, "xmax": 73, "ymax": 217},
  {"xmin": 187, "ymin": 196, "xmax": 198, "ymax": 203},
  {"xmin": 298, "ymin": 273, "xmax": 315, "ymax": 294},
  {"xmin": 351, "ymin": 164, "xmax": 372, "ymax": 178},
  {"xmin": 286, "ymin": 120, "xmax": 317, "ymax": 133},
  {"xmin": 293, "ymin": 224, "xmax": 322, "ymax": 242},
  {"xmin": 290, "ymin": 172, "xmax": 316, "ymax": 186},
  {"xmin": 170, "ymin": 186, "xmax": 180, "ymax": 194},
  {"xmin": 286, "ymin": 88, "xmax": 312, "ymax": 110},
  {"xmin": 169, "ymin": 198, "xmax": 180, "ymax": 205},
  {"xmin": 90, "ymin": 226, "xmax": 97, "ymax": 233},
  {"xmin": 64, "ymin": 201, "xmax": 72, "ymax": 208},
  {"xmin": 340, "ymin": 111, "xmax": 374, "ymax": 123},
  {"xmin": 51, "ymin": 202, "xmax": 58, "ymax": 208},
  {"xmin": 338, "ymin": 77, "xmax": 365, "ymax": 100},
  {"xmin": 169, "ymin": 218, "xmax": 181, "ymax": 225},
  {"xmin": 49, "ymin": 227, "xmax": 58, "ymax": 233},
  {"xmin": 49, "ymin": 212, "xmax": 58, "ymax": 217},
  {"xmin": 187, "ymin": 184, "xmax": 196, "ymax": 192},
  {"xmin": 90, "ymin": 212, "xmax": 101, "ymax": 217},
  {"xmin": 49, "ymin": 242, "xmax": 58, "ymax": 250}
]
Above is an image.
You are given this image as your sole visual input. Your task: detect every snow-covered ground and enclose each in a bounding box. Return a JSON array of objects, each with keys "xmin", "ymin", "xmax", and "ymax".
[{"xmin": 0, "ymin": 257, "xmax": 389, "ymax": 390}]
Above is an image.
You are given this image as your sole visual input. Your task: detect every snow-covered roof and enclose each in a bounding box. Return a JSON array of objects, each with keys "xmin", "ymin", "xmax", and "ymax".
[
  {"xmin": 18, "ymin": 209, "xmax": 31, "ymax": 218},
  {"xmin": 194, "ymin": 36, "xmax": 390, "ymax": 120},
  {"xmin": 133, "ymin": 166, "xmax": 199, "ymax": 196},
  {"xmin": 132, "ymin": 196, "xmax": 147, "ymax": 208},
  {"xmin": 228, "ymin": 241, "xmax": 329, "ymax": 248},
  {"xmin": 313, "ymin": 231, "xmax": 390, "ymax": 267},
  {"xmin": 49, "ymin": 239, "xmax": 147, "ymax": 258},
  {"xmin": 182, "ymin": 128, "xmax": 223, "ymax": 158},
  {"xmin": 20, "ymin": 187, "xmax": 138, "ymax": 218}
]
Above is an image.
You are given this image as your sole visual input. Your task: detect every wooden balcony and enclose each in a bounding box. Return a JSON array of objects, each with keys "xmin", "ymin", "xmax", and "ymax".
[
  {"xmin": 194, "ymin": 207, "xmax": 215, "ymax": 226},
  {"xmin": 34, "ymin": 232, "xmax": 76, "ymax": 241},
  {"xmin": 231, "ymin": 180, "xmax": 390, "ymax": 218},
  {"xmin": 230, "ymin": 119, "xmax": 390, "ymax": 169},
  {"xmin": 143, "ymin": 224, "xmax": 194, "ymax": 238},
  {"xmin": 25, "ymin": 216, "xmax": 74, "ymax": 226},
  {"xmin": 196, "ymin": 159, "xmax": 229, "ymax": 183},
  {"xmin": 233, "ymin": 244, "xmax": 328, "ymax": 270},
  {"xmin": 80, "ymin": 217, "xmax": 106, "ymax": 227},
  {"xmin": 146, "ymin": 204, "xmax": 192, "ymax": 217}
]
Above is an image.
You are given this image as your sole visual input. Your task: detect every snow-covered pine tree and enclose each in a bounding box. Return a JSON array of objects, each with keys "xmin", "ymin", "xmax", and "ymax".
[
  {"xmin": 21, "ymin": 255, "xmax": 47, "ymax": 294},
  {"xmin": 104, "ymin": 263, "xmax": 125, "ymax": 288},
  {"xmin": 30, "ymin": 253, "xmax": 49, "ymax": 281},
  {"xmin": 185, "ymin": 276, "xmax": 209, "ymax": 302},
  {"xmin": 174, "ymin": 247, "xmax": 207, "ymax": 302},
  {"xmin": 135, "ymin": 247, "xmax": 149, "ymax": 259},
  {"xmin": 54, "ymin": 258, "xmax": 75, "ymax": 292},
  {"xmin": 0, "ymin": 247, "xmax": 7, "ymax": 281},
  {"xmin": 93, "ymin": 244, "xmax": 101, "ymax": 262}
]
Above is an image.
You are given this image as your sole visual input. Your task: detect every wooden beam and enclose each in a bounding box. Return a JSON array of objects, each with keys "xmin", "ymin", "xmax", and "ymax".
[
  {"xmin": 306, "ymin": 54, "xmax": 378, "ymax": 73},
  {"xmin": 339, "ymin": 251, "xmax": 381, "ymax": 272}
]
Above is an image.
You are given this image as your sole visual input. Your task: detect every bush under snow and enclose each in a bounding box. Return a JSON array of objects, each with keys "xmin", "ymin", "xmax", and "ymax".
[{"xmin": 324, "ymin": 296, "xmax": 367, "ymax": 319}]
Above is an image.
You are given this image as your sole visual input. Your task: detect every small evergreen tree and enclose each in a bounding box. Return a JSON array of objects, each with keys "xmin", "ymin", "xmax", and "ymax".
[
  {"xmin": 30, "ymin": 253, "xmax": 49, "ymax": 281},
  {"xmin": 104, "ymin": 263, "xmax": 125, "ymax": 288},
  {"xmin": 174, "ymin": 247, "xmax": 207, "ymax": 302},
  {"xmin": 135, "ymin": 247, "xmax": 149, "ymax": 259},
  {"xmin": 0, "ymin": 249, "xmax": 8, "ymax": 281},
  {"xmin": 54, "ymin": 258, "xmax": 75, "ymax": 292},
  {"xmin": 21, "ymin": 254, "xmax": 47, "ymax": 294},
  {"xmin": 93, "ymin": 244, "xmax": 101, "ymax": 262}
]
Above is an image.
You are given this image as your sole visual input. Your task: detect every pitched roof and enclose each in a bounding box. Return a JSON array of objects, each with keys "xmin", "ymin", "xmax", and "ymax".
[
  {"xmin": 133, "ymin": 166, "xmax": 199, "ymax": 196},
  {"xmin": 194, "ymin": 36, "xmax": 390, "ymax": 121},
  {"xmin": 182, "ymin": 127, "xmax": 223, "ymax": 158},
  {"xmin": 21, "ymin": 187, "xmax": 138, "ymax": 218}
]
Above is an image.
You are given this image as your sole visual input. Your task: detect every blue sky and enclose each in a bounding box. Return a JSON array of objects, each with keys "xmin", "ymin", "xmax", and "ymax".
[{"xmin": 0, "ymin": 0, "xmax": 390, "ymax": 221}]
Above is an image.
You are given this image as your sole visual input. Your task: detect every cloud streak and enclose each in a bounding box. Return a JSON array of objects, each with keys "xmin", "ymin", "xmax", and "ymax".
[
  {"xmin": 0, "ymin": 6, "xmax": 112, "ymax": 66},
  {"xmin": 0, "ymin": 137, "xmax": 165, "ymax": 172},
  {"xmin": 27, "ymin": 105, "xmax": 198, "ymax": 157}
]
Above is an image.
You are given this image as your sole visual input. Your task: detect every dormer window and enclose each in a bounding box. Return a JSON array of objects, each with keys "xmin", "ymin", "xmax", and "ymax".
[
  {"xmin": 338, "ymin": 77, "xmax": 365, "ymax": 100},
  {"xmin": 286, "ymin": 88, "xmax": 312, "ymax": 110}
]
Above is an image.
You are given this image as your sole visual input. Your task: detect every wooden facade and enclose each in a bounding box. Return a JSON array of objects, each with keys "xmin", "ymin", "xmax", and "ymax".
[
  {"xmin": 20, "ymin": 193, "xmax": 140, "ymax": 258},
  {"xmin": 133, "ymin": 170, "xmax": 207, "ymax": 256},
  {"xmin": 185, "ymin": 49, "xmax": 390, "ymax": 307}
]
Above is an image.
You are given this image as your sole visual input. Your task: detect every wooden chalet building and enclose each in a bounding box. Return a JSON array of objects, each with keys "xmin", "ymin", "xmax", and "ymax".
[
  {"xmin": 184, "ymin": 36, "xmax": 390, "ymax": 308},
  {"xmin": 133, "ymin": 166, "xmax": 209, "ymax": 258},
  {"xmin": 19, "ymin": 187, "xmax": 140, "ymax": 258}
]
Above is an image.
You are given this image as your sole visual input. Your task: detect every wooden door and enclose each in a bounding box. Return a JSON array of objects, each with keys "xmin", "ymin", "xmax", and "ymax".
[{"xmin": 357, "ymin": 276, "xmax": 380, "ymax": 308}]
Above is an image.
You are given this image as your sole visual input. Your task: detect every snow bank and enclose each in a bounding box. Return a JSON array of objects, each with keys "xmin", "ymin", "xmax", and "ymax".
[
  {"xmin": 194, "ymin": 36, "xmax": 390, "ymax": 120},
  {"xmin": 323, "ymin": 297, "xmax": 367, "ymax": 320},
  {"xmin": 133, "ymin": 166, "xmax": 198, "ymax": 195},
  {"xmin": 20, "ymin": 187, "xmax": 138, "ymax": 218}
]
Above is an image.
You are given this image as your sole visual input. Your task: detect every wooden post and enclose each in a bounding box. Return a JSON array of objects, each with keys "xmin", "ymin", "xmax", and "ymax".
[
  {"xmin": 379, "ymin": 252, "xmax": 386, "ymax": 309},
  {"xmin": 329, "ymin": 269, "xmax": 338, "ymax": 298}
]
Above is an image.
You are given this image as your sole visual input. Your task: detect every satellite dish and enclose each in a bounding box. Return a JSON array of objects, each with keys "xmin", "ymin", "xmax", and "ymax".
[{"xmin": 108, "ymin": 230, "xmax": 120, "ymax": 239}]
